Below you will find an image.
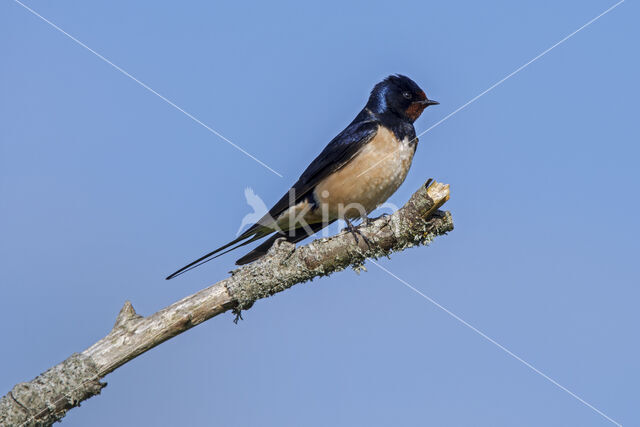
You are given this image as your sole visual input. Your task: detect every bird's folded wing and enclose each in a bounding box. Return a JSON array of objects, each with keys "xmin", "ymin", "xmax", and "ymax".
[{"xmin": 263, "ymin": 119, "xmax": 379, "ymax": 222}]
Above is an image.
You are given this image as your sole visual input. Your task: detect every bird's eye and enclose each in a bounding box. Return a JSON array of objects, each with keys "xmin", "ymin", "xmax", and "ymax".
[{"xmin": 402, "ymin": 91, "xmax": 412, "ymax": 99}]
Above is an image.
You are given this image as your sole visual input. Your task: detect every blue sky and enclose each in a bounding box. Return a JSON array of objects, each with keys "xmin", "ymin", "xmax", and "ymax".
[{"xmin": 1, "ymin": 1, "xmax": 638, "ymax": 426}]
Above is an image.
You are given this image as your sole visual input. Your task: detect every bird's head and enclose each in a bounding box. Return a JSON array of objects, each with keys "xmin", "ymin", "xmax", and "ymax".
[{"xmin": 367, "ymin": 74, "xmax": 438, "ymax": 122}]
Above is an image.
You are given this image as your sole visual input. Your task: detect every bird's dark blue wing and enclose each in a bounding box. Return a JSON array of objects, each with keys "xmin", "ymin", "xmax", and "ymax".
[
  {"xmin": 166, "ymin": 117, "xmax": 379, "ymax": 279},
  {"xmin": 265, "ymin": 118, "xmax": 379, "ymax": 219}
]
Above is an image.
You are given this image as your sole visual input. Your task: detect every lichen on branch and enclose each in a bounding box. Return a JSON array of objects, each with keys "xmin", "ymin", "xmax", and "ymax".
[{"xmin": 0, "ymin": 179, "xmax": 452, "ymax": 427}]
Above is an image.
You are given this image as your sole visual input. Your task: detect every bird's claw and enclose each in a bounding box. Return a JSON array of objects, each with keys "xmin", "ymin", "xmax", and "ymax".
[{"xmin": 344, "ymin": 219, "xmax": 373, "ymax": 248}]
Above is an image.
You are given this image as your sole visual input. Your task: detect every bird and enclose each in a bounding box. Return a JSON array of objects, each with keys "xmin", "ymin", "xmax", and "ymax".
[{"xmin": 166, "ymin": 74, "xmax": 438, "ymax": 280}]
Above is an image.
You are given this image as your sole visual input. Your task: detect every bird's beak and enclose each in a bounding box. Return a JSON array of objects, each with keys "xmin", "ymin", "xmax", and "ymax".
[{"xmin": 418, "ymin": 99, "xmax": 439, "ymax": 106}]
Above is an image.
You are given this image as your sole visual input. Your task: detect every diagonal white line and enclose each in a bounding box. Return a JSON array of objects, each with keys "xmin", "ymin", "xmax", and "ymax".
[
  {"xmin": 356, "ymin": 0, "xmax": 625, "ymax": 180},
  {"xmin": 11, "ymin": 0, "xmax": 283, "ymax": 178},
  {"xmin": 370, "ymin": 259, "xmax": 622, "ymax": 426}
]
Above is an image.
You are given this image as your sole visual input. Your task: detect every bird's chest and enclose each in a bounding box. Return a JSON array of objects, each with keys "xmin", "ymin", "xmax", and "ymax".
[{"xmin": 314, "ymin": 127, "xmax": 416, "ymax": 218}]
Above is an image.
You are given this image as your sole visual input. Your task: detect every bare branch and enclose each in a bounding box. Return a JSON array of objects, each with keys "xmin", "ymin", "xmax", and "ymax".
[{"xmin": 0, "ymin": 180, "xmax": 452, "ymax": 426}]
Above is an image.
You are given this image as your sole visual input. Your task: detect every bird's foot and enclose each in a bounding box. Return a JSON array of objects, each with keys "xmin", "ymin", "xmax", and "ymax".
[{"xmin": 344, "ymin": 218, "xmax": 373, "ymax": 248}]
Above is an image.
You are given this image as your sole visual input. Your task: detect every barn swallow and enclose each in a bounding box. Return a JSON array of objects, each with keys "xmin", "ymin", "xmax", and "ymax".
[{"xmin": 166, "ymin": 74, "xmax": 438, "ymax": 279}]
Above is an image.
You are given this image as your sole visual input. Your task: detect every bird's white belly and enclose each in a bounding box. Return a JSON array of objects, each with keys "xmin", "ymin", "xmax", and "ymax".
[{"xmin": 313, "ymin": 126, "xmax": 416, "ymax": 219}]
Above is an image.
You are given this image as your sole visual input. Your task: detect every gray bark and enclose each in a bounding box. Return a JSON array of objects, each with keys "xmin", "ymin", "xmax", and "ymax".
[{"xmin": 0, "ymin": 180, "xmax": 453, "ymax": 426}]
